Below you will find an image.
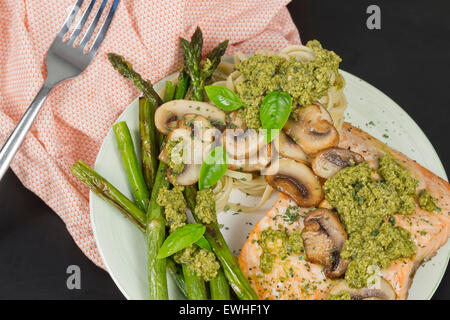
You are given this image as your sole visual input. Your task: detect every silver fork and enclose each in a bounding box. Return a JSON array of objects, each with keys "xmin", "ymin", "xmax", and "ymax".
[{"xmin": 0, "ymin": 0, "xmax": 120, "ymax": 180}]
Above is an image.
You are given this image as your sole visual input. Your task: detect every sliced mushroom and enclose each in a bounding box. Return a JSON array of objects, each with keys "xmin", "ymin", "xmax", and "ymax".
[
  {"xmin": 160, "ymin": 114, "xmax": 213, "ymax": 186},
  {"xmin": 273, "ymin": 131, "xmax": 310, "ymax": 164},
  {"xmin": 302, "ymin": 209, "xmax": 349, "ymax": 278},
  {"xmin": 226, "ymin": 111, "xmax": 247, "ymax": 130},
  {"xmin": 154, "ymin": 100, "xmax": 226, "ymax": 135},
  {"xmin": 329, "ymin": 279, "xmax": 396, "ymax": 300},
  {"xmin": 167, "ymin": 164, "xmax": 201, "ymax": 186},
  {"xmin": 228, "ymin": 143, "xmax": 272, "ymax": 172},
  {"xmin": 284, "ymin": 103, "xmax": 339, "ymax": 155},
  {"xmin": 265, "ymin": 159, "xmax": 323, "ymax": 207},
  {"xmin": 223, "ymin": 128, "xmax": 267, "ymax": 160},
  {"xmin": 179, "ymin": 114, "xmax": 216, "ymax": 144},
  {"xmin": 158, "ymin": 146, "xmax": 168, "ymax": 163},
  {"xmin": 161, "ymin": 127, "xmax": 197, "ymax": 185},
  {"xmin": 312, "ymin": 147, "xmax": 364, "ymax": 179}
]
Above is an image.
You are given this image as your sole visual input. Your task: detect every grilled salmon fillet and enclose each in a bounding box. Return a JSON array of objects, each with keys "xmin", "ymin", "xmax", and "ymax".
[{"xmin": 239, "ymin": 123, "xmax": 450, "ymax": 300}]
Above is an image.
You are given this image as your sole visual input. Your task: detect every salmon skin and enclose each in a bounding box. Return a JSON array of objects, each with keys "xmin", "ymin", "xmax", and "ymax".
[{"xmin": 238, "ymin": 123, "xmax": 450, "ymax": 300}]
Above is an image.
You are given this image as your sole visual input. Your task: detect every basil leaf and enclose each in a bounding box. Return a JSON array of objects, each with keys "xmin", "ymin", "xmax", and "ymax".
[
  {"xmin": 205, "ymin": 85, "xmax": 243, "ymax": 111},
  {"xmin": 198, "ymin": 146, "xmax": 228, "ymax": 190},
  {"xmin": 157, "ymin": 224, "xmax": 206, "ymax": 259},
  {"xmin": 195, "ymin": 237, "xmax": 212, "ymax": 251},
  {"xmin": 259, "ymin": 91, "xmax": 292, "ymax": 143}
]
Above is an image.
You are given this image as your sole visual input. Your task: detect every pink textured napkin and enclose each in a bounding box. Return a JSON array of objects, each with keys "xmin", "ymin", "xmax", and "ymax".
[{"xmin": 0, "ymin": 0, "xmax": 300, "ymax": 268}]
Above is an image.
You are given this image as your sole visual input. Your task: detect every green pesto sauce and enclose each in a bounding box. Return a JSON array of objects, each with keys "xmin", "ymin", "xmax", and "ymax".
[
  {"xmin": 378, "ymin": 155, "xmax": 418, "ymax": 214},
  {"xmin": 166, "ymin": 138, "xmax": 185, "ymax": 174},
  {"xmin": 157, "ymin": 187, "xmax": 220, "ymax": 281},
  {"xmin": 328, "ymin": 291, "xmax": 351, "ymax": 300},
  {"xmin": 259, "ymin": 227, "xmax": 304, "ymax": 274},
  {"xmin": 323, "ymin": 155, "xmax": 417, "ymax": 288},
  {"xmin": 195, "ymin": 189, "xmax": 217, "ymax": 224},
  {"xmin": 235, "ymin": 40, "xmax": 342, "ymax": 128},
  {"xmin": 418, "ymin": 189, "xmax": 441, "ymax": 213},
  {"xmin": 174, "ymin": 244, "xmax": 220, "ymax": 281},
  {"xmin": 156, "ymin": 185, "xmax": 187, "ymax": 233}
]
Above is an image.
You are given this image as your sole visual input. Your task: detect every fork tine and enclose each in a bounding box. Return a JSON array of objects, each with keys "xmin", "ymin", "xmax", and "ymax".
[
  {"xmin": 78, "ymin": 0, "xmax": 108, "ymax": 50},
  {"xmin": 67, "ymin": 0, "xmax": 97, "ymax": 45},
  {"xmin": 58, "ymin": 0, "xmax": 85, "ymax": 38},
  {"xmin": 89, "ymin": 0, "xmax": 120, "ymax": 55}
]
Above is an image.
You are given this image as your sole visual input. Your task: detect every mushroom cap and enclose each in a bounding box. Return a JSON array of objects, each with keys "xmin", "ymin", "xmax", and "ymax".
[
  {"xmin": 312, "ymin": 147, "xmax": 364, "ymax": 179},
  {"xmin": 284, "ymin": 104, "xmax": 339, "ymax": 155},
  {"xmin": 273, "ymin": 131, "xmax": 311, "ymax": 164},
  {"xmin": 302, "ymin": 208, "xmax": 349, "ymax": 278},
  {"xmin": 228, "ymin": 143, "xmax": 273, "ymax": 172},
  {"xmin": 154, "ymin": 100, "xmax": 226, "ymax": 135},
  {"xmin": 265, "ymin": 158, "xmax": 324, "ymax": 207},
  {"xmin": 329, "ymin": 279, "xmax": 397, "ymax": 300},
  {"xmin": 223, "ymin": 128, "xmax": 267, "ymax": 160}
]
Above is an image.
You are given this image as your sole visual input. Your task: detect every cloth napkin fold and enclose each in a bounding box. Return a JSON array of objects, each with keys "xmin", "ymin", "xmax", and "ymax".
[{"xmin": 0, "ymin": 0, "xmax": 300, "ymax": 268}]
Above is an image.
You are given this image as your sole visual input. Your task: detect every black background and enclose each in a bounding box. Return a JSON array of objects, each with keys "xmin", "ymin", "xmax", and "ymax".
[{"xmin": 0, "ymin": 0, "xmax": 449, "ymax": 299}]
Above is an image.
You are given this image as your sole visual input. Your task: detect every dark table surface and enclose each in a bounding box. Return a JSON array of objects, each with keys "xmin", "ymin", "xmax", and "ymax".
[{"xmin": 0, "ymin": 0, "xmax": 449, "ymax": 299}]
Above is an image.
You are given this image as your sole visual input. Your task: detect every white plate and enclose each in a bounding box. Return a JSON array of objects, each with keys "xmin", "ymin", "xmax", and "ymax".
[{"xmin": 90, "ymin": 69, "xmax": 449, "ymax": 300}]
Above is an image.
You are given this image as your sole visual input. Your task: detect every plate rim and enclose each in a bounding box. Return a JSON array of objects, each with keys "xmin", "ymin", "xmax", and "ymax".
[{"xmin": 90, "ymin": 68, "xmax": 449, "ymax": 300}]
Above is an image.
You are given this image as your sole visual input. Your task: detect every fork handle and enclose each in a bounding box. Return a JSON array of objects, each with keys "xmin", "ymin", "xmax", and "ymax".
[{"xmin": 0, "ymin": 82, "xmax": 54, "ymax": 180}]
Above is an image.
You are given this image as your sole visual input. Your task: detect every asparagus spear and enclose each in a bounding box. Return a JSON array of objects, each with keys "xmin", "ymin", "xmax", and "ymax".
[
  {"xmin": 200, "ymin": 40, "xmax": 229, "ymax": 84},
  {"xmin": 205, "ymin": 221, "xmax": 258, "ymax": 300},
  {"xmin": 108, "ymin": 54, "xmax": 163, "ymax": 190},
  {"xmin": 73, "ymin": 154, "xmax": 169, "ymax": 300},
  {"xmin": 180, "ymin": 27, "xmax": 204, "ymax": 101},
  {"xmin": 182, "ymin": 263, "xmax": 208, "ymax": 300},
  {"xmin": 71, "ymin": 161, "xmax": 146, "ymax": 231},
  {"xmin": 113, "ymin": 119, "xmax": 168, "ymax": 299},
  {"xmin": 209, "ymin": 267, "xmax": 231, "ymax": 300},
  {"xmin": 174, "ymin": 70, "xmax": 190, "ymax": 100},
  {"xmin": 184, "ymin": 186, "xmax": 258, "ymax": 300},
  {"xmin": 139, "ymin": 97, "xmax": 159, "ymax": 192},
  {"xmin": 113, "ymin": 122, "xmax": 150, "ymax": 212},
  {"xmin": 107, "ymin": 53, "xmax": 162, "ymax": 107},
  {"xmin": 147, "ymin": 161, "xmax": 170, "ymax": 300},
  {"xmin": 167, "ymin": 258, "xmax": 188, "ymax": 298},
  {"xmin": 164, "ymin": 81, "xmax": 176, "ymax": 103},
  {"xmin": 181, "ymin": 30, "xmax": 229, "ymax": 102}
]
